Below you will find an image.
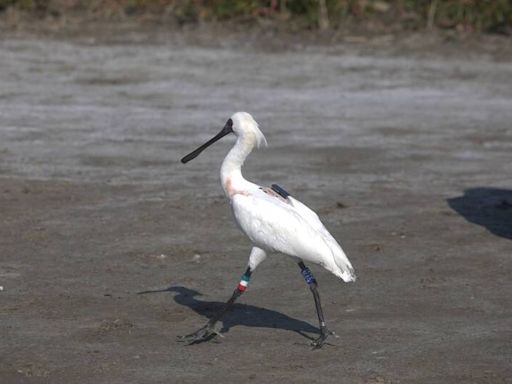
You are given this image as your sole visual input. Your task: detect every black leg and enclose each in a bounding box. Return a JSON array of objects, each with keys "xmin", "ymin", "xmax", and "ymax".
[
  {"xmin": 177, "ymin": 267, "xmax": 252, "ymax": 344},
  {"xmin": 298, "ymin": 261, "xmax": 334, "ymax": 349}
]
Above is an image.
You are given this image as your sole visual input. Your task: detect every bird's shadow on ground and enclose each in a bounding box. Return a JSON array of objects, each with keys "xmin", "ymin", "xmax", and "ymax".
[
  {"xmin": 138, "ymin": 286, "xmax": 319, "ymax": 339},
  {"xmin": 447, "ymin": 187, "xmax": 512, "ymax": 240}
]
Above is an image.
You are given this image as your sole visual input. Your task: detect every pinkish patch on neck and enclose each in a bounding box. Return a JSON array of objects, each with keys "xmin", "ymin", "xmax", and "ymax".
[{"xmin": 224, "ymin": 177, "xmax": 249, "ymax": 198}]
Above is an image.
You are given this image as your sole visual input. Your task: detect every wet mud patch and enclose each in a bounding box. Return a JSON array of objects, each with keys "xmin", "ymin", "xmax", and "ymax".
[
  {"xmin": 75, "ymin": 73, "xmax": 150, "ymax": 86},
  {"xmin": 258, "ymin": 145, "xmax": 387, "ymax": 178},
  {"xmin": 1, "ymin": 34, "xmax": 512, "ymax": 384},
  {"xmin": 84, "ymin": 318, "xmax": 137, "ymax": 337},
  {"xmin": 79, "ymin": 154, "xmax": 170, "ymax": 168},
  {"xmin": 305, "ymin": 146, "xmax": 385, "ymax": 169}
]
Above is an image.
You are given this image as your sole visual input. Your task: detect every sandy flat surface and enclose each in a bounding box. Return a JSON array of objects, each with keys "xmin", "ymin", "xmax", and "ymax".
[{"xmin": 1, "ymin": 32, "xmax": 511, "ymax": 383}]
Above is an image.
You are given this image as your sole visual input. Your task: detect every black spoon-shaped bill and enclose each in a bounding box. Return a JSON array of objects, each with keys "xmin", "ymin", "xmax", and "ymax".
[{"xmin": 181, "ymin": 119, "xmax": 233, "ymax": 164}]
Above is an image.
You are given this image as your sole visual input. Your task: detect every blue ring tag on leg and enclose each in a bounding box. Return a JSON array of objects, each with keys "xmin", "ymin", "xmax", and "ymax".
[{"xmin": 301, "ymin": 267, "xmax": 317, "ymax": 285}]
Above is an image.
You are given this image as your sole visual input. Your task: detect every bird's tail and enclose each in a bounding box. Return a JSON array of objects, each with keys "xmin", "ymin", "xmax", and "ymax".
[
  {"xmin": 321, "ymin": 231, "xmax": 356, "ymax": 283},
  {"xmin": 333, "ymin": 262, "xmax": 357, "ymax": 282}
]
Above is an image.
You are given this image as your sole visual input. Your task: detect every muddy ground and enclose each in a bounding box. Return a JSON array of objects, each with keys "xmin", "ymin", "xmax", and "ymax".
[{"xmin": 1, "ymin": 30, "xmax": 511, "ymax": 383}]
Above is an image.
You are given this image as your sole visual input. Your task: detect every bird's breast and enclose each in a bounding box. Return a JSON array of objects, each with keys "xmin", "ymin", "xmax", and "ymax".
[{"xmin": 223, "ymin": 176, "xmax": 250, "ymax": 199}]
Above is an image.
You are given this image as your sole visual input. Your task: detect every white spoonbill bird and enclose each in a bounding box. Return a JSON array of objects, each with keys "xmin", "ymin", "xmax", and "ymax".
[{"xmin": 178, "ymin": 112, "xmax": 355, "ymax": 348}]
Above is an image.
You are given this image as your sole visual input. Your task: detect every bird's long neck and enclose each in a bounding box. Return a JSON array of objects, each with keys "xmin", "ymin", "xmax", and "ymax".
[{"xmin": 221, "ymin": 136, "xmax": 254, "ymax": 198}]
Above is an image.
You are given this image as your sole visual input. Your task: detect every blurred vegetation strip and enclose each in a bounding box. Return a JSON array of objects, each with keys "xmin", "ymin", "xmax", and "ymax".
[{"xmin": 1, "ymin": 0, "xmax": 511, "ymax": 34}]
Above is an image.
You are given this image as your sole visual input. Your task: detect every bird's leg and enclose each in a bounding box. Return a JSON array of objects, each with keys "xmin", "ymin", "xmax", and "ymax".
[
  {"xmin": 177, "ymin": 267, "xmax": 252, "ymax": 345},
  {"xmin": 298, "ymin": 261, "xmax": 335, "ymax": 349}
]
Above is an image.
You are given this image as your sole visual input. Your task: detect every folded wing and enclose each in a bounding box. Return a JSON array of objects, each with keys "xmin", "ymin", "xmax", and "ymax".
[{"xmin": 232, "ymin": 191, "xmax": 356, "ymax": 282}]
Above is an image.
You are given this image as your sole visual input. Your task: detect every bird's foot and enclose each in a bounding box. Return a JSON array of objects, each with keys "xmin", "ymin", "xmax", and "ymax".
[
  {"xmin": 176, "ymin": 323, "xmax": 223, "ymax": 345},
  {"xmin": 311, "ymin": 329, "xmax": 338, "ymax": 349}
]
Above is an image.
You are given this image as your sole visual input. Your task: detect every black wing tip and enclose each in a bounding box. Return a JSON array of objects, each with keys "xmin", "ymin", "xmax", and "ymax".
[{"xmin": 271, "ymin": 184, "xmax": 291, "ymax": 199}]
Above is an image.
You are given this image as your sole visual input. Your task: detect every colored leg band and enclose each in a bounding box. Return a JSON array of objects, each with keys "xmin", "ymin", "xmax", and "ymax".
[
  {"xmin": 237, "ymin": 270, "xmax": 251, "ymax": 292},
  {"xmin": 301, "ymin": 266, "xmax": 317, "ymax": 285}
]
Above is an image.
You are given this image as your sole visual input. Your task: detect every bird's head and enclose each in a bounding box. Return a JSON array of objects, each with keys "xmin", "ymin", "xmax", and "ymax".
[
  {"xmin": 181, "ymin": 112, "xmax": 266, "ymax": 164},
  {"xmin": 230, "ymin": 112, "xmax": 267, "ymax": 149}
]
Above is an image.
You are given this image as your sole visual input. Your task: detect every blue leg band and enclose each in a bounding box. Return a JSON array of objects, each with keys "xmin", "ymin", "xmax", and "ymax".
[{"xmin": 301, "ymin": 267, "xmax": 317, "ymax": 285}]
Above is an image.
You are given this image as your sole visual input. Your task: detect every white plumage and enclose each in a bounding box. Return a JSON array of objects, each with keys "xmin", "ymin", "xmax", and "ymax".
[
  {"xmin": 179, "ymin": 111, "xmax": 356, "ymax": 347},
  {"xmin": 220, "ymin": 112, "xmax": 356, "ymax": 282},
  {"xmin": 232, "ymin": 191, "xmax": 355, "ymax": 282}
]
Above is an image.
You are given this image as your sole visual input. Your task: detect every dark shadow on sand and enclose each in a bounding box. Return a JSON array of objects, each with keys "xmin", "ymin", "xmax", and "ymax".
[
  {"xmin": 138, "ymin": 286, "xmax": 319, "ymax": 336},
  {"xmin": 447, "ymin": 187, "xmax": 512, "ymax": 240}
]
